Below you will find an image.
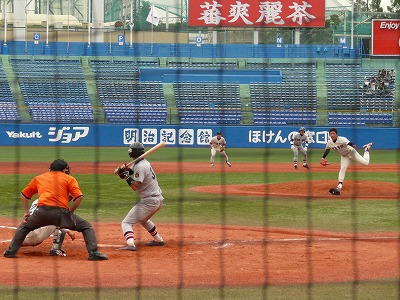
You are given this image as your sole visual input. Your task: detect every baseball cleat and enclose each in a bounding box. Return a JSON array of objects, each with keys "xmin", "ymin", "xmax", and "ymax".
[
  {"xmin": 294, "ymin": 165, "xmax": 298, "ymax": 169},
  {"xmin": 50, "ymin": 249, "xmax": 67, "ymax": 257},
  {"xmin": 363, "ymin": 142, "xmax": 373, "ymax": 151},
  {"xmin": 118, "ymin": 245, "xmax": 137, "ymax": 251},
  {"xmin": 226, "ymin": 161, "xmax": 232, "ymax": 167},
  {"xmin": 210, "ymin": 163, "xmax": 214, "ymax": 167},
  {"xmin": 3, "ymin": 250, "xmax": 16, "ymax": 258},
  {"xmin": 146, "ymin": 240, "xmax": 165, "ymax": 246},
  {"xmin": 303, "ymin": 164, "xmax": 310, "ymax": 169},
  {"xmin": 329, "ymin": 188, "xmax": 341, "ymax": 196},
  {"xmin": 88, "ymin": 250, "xmax": 109, "ymax": 261}
]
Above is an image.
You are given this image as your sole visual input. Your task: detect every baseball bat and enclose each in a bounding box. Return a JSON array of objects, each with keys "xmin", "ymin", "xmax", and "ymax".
[{"xmin": 114, "ymin": 141, "xmax": 166, "ymax": 174}]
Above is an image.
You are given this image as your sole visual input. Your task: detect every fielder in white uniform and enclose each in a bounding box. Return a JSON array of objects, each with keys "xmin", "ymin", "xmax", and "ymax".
[
  {"xmin": 117, "ymin": 142, "xmax": 164, "ymax": 251},
  {"xmin": 290, "ymin": 127, "xmax": 310, "ymax": 169},
  {"xmin": 22, "ymin": 200, "xmax": 75, "ymax": 256},
  {"xmin": 209, "ymin": 132, "xmax": 232, "ymax": 167},
  {"xmin": 321, "ymin": 128, "xmax": 373, "ymax": 193}
]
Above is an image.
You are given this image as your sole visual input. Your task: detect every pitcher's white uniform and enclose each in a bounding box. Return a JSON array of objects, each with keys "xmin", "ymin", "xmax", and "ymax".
[
  {"xmin": 209, "ymin": 132, "xmax": 231, "ymax": 167},
  {"xmin": 325, "ymin": 136, "xmax": 370, "ymax": 184}
]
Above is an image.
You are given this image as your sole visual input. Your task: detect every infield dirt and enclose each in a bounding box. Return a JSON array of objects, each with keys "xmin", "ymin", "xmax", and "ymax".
[{"xmin": 0, "ymin": 161, "xmax": 399, "ymax": 287}]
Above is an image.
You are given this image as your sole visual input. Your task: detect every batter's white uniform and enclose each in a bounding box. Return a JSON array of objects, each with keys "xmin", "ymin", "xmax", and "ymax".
[
  {"xmin": 121, "ymin": 159, "xmax": 164, "ymax": 247},
  {"xmin": 22, "ymin": 200, "xmax": 57, "ymax": 247},
  {"xmin": 209, "ymin": 135, "xmax": 230, "ymax": 165},
  {"xmin": 325, "ymin": 135, "xmax": 370, "ymax": 183}
]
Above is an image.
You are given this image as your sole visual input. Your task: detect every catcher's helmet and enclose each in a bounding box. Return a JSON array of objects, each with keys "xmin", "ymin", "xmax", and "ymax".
[
  {"xmin": 49, "ymin": 159, "xmax": 71, "ymax": 175},
  {"xmin": 128, "ymin": 142, "xmax": 145, "ymax": 158},
  {"xmin": 299, "ymin": 127, "xmax": 306, "ymax": 132}
]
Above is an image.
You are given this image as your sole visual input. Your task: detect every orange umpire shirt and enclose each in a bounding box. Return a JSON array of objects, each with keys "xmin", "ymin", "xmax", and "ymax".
[{"xmin": 21, "ymin": 171, "xmax": 83, "ymax": 210}]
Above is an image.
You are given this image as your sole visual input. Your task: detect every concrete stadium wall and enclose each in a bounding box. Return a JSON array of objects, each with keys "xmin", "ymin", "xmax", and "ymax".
[
  {"xmin": 139, "ymin": 68, "xmax": 283, "ymax": 83},
  {"xmin": 1, "ymin": 41, "xmax": 361, "ymax": 59}
]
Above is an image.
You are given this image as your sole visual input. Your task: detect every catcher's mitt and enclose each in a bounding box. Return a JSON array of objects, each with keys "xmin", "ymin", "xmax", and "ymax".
[
  {"xmin": 320, "ymin": 158, "xmax": 328, "ymax": 166},
  {"xmin": 219, "ymin": 146, "xmax": 225, "ymax": 152},
  {"xmin": 329, "ymin": 188, "xmax": 341, "ymax": 196}
]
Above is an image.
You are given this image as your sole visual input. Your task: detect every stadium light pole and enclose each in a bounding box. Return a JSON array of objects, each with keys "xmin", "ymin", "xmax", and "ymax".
[
  {"xmin": 3, "ymin": 0, "xmax": 7, "ymax": 45},
  {"xmin": 67, "ymin": 0, "xmax": 70, "ymax": 53},
  {"xmin": 129, "ymin": 0, "xmax": 134, "ymax": 47},
  {"xmin": 46, "ymin": 0, "xmax": 49, "ymax": 45},
  {"xmin": 88, "ymin": 0, "xmax": 91, "ymax": 47},
  {"xmin": 25, "ymin": 2, "xmax": 28, "ymax": 52},
  {"xmin": 350, "ymin": 0, "xmax": 354, "ymax": 49}
]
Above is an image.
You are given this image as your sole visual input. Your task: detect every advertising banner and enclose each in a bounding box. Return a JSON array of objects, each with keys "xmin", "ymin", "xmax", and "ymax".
[
  {"xmin": 371, "ymin": 19, "xmax": 400, "ymax": 56},
  {"xmin": 188, "ymin": 0, "xmax": 325, "ymax": 27},
  {"xmin": 0, "ymin": 124, "xmax": 398, "ymax": 150}
]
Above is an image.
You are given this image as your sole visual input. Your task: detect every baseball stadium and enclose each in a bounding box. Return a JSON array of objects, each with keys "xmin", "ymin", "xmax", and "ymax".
[{"xmin": 0, "ymin": 0, "xmax": 399, "ymax": 299}]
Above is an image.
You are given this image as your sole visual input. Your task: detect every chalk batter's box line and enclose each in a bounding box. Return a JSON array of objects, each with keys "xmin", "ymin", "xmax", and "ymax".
[
  {"xmin": 96, "ymin": 236, "xmax": 399, "ymax": 249},
  {"xmin": 192, "ymin": 237, "xmax": 400, "ymax": 245},
  {"xmin": 0, "ymin": 226, "xmax": 17, "ymax": 229},
  {"xmin": 2, "ymin": 225, "xmax": 398, "ymax": 247},
  {"xmin": 0, "ymin": 225, "xmax": 16, "ymax": 243}
]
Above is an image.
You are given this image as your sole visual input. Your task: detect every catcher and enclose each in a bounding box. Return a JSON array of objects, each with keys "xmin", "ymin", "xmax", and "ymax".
[
  {"xmin": 320, "ymin": 128, "xmax": 373, "ymax": 196},
  {"xmin": 209, "ymin": 131, "xmax": 232, "ymax": 167},
  {"xmin": 22, "ymin": 199, "xmax": 76, "ymax": 256}
]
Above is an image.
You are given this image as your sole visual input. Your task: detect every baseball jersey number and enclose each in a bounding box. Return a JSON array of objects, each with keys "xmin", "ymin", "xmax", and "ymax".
[{"xmin": 150, "ymin": 167, "xmax": 156, "ymax": 180}]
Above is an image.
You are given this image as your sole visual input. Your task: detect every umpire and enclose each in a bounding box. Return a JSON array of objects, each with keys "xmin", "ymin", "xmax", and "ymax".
[{"xmin": 3, "ymin": 159, "xmax": 108, "ymax": 261}]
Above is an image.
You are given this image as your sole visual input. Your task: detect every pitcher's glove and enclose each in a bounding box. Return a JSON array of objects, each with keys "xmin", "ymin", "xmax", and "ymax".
[
  {"xmin": 219, "ymin": 146, "xmax": 225, "ymax": 152},
  {"xmin": 320, "ymin": 158, "xmax": 328, "ymax": 166}
]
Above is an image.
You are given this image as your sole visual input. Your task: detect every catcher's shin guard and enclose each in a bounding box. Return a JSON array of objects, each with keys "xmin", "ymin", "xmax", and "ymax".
[{"xmin": 51, "ymin": 229, "xmax": 66, "ymax": 250}]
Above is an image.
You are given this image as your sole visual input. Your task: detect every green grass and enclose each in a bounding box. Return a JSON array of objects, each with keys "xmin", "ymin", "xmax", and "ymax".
[
  {"xmin": 0, "ymin": 146, "xmax": 398, "ymax": 164},
  {"xmin": 0, "ymin": 279, "xmax": 399, "ymax": 300},
  {"xmin": 1, "ymin": 147, "xmax": 399, "ymax": 299},
  {"xmin": 0, "ymin": 148, "xmax": 398, "ymax": 231}
]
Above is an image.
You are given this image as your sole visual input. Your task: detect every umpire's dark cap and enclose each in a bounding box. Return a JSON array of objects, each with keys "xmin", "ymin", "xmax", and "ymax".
[{"xmin": 50, "ymin": 159, "xmax": 68, "ymax": 171}]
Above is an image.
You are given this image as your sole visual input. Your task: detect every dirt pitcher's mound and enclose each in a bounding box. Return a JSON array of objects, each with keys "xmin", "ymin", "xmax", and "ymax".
[{"xmin": 191, "ymin": 180, "xmax": 399, "ymax": 199}]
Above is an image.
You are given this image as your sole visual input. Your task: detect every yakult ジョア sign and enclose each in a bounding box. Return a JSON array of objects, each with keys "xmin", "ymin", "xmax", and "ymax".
[
  {"xmin": 371, "ymin": 19, "xmax": 400, "ymax": 56},
  {"xmin": 188, "ymin": 0, "xmax": 325, "ymax": 27}
]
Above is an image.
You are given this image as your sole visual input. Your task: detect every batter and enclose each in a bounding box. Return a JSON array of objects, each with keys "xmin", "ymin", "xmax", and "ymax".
[{"xmin": 117, "ymin": 142, "xmax": 164, "ymax": 251}]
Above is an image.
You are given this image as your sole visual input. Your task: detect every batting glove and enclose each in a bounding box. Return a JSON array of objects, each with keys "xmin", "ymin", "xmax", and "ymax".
[{"xmin": 118, "ymin": 170, "xmax": 130, "ymax": 179}]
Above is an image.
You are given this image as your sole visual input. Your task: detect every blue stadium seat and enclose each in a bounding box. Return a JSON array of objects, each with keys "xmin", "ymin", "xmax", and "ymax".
[
  {"xmin": 173, "ymin": 82, "xmax": 242, "ymax": 125},
  {"xmin": 98, "ymin": 81, "xmax": 167, "ymax": 124}
]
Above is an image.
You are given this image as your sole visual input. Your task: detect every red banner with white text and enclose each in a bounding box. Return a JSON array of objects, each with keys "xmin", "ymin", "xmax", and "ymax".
[
  {"xmin": 188, "ymin": 0, "xmax": 325, "ymax": 27},
  {"xmin": 371, "ymin": 19, "xmax": 400, "ymax": 56}
]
